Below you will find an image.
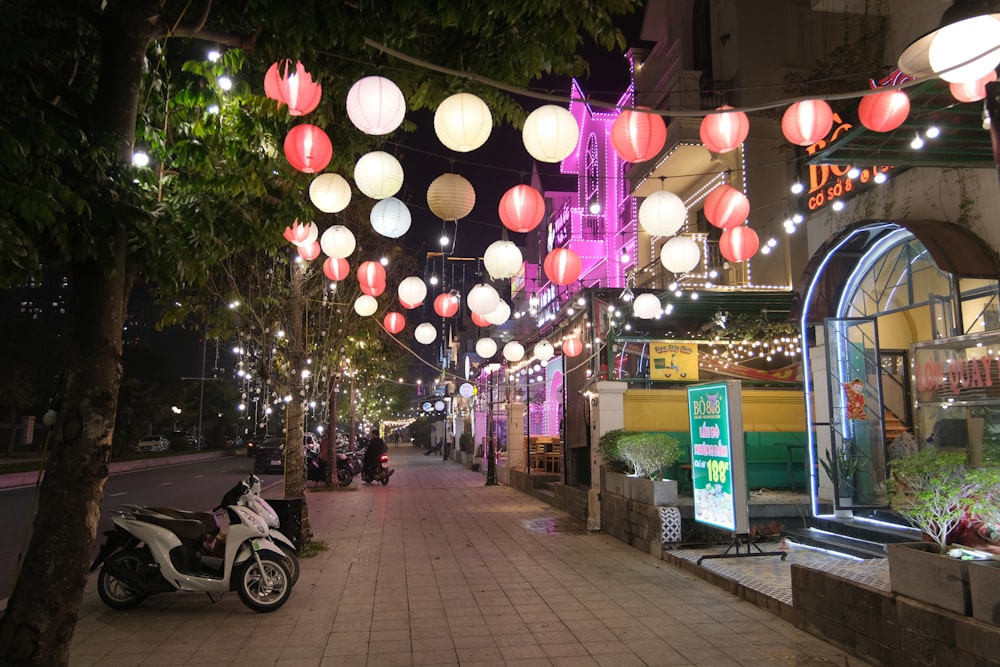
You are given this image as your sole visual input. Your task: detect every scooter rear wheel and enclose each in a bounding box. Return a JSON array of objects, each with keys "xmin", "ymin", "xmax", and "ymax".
[
  {"xmin": 236, "ymin": 553, "xmax": 291, "ymax": 612},
  {"xmin": 337, "ymin": 467, "xmax": 353, "ymax": 487},
  {"xmin": 97, "ymin": 548, "xmax": 151, "ymax": 610}
]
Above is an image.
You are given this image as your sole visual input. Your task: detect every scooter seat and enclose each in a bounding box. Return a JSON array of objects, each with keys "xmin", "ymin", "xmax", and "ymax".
[
  {"xmin": 145, "ymin": 506, "xmax": 220, "ymax": 537},
  {"xmin": 134, "ymin": 512, "xmax": 206, "ymax": 542}
]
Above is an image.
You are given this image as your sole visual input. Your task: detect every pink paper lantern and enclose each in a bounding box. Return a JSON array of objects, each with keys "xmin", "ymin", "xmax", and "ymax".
[
  {"xmin": 719, "ymin": 226, "xmax": 760, "ymax": 263},
  {"xmin": 858, "ymin": 90, "xmax": 910, "ymax": 133},
  {"xmin": 296, "ymin": 241, "xmax": 321, "ymax": 261},
  {"xmin": 562, "ymin": 337, "xmax": 583, "ymax": 358},
  {"xmin": 781, "ymin": 100, "xmax": 833, "ymax": 146},
  {"xmin": 399, "ymin": 299, "xmax": 421, "ymax": 310},
  {"xmin": 610, "ymin": 108, "xmax": 667, "ymax": 163},
  {"xmin": 433, "ymin": 293, "xmax": 459, "ymax": 318},
  {"xmin": 499, "ymin": 184, "xmax": 545, "ymax": 233},
  {"xmin": 950, "ymin": 71, "xmax": 998, "ymax": 103},
  {"xmin": 283, "ymin": 219, "xmax": 318, "ymax": 246},
  {"xmin": 357, "ymin": 261, "xmax": 387, "ymax": 291},
  {"xmin": 323, "ymin": 257, "xmax": 349, "ymax": 281},
  {"xmin": 543, "ymin": 248, "xmax": 582, "ymax": 286},
  {"xmin": 263, "ymin": 60, "xmax": 322, "ymax": 116},
  {"xmin": 471, "ymin": 312, "xmax": 490, "ymax": 328},
  {"xmin": 284, "ymin": 124, "xmax": 333, "ymax": 174},
  {"xmin": 360, "ymin": 282, "xmax": 386, "ymax": 297},
  {"xmin": 383, "ymin": 311, "xmax": 405, "ymax": 335},
  {"xmin": 699, "ymin": 105, "xmax": 749, "ymax": 154},
  {"xmin": 703, "ymin": 184, "xmax": 750, "ymax": 230}
]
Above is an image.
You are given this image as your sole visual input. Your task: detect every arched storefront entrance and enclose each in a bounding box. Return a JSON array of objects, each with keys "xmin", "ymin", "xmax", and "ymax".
[{"xmin": 796, "ymin": 220, "xmax": 1000, "ymax": 517}]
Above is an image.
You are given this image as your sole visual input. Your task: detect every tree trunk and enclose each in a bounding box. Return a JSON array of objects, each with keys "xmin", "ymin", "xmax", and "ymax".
[{"xmin": 282, "ymin": 267, "xmax": 308, "ymax": 537}]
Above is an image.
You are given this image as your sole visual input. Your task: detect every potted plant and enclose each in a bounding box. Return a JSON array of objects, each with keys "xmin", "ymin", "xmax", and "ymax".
[
  {"xmin": 820, "ymin": 441, "xmax": 861, "ymax": 515},
  {"xmin": 618, "ymin": 432, "xmax": 682, "ymax": 506},
  {"xmin": 597, "ymin": 428, "xmax": 629, "ymax": 497},
  {"xmin": 965, "ymin": 468, "xmax": 1000, "ymax": 625}
]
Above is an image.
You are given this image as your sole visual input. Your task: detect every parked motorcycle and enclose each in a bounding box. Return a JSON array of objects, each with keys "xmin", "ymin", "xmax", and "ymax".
[
  {"xmin": 333, "ymin": 447, "xmax": 364, "ymax": 486},
  {"xmin": 237, "ymin": 475, "xmax": 301, "ymax": 585},
  {"xmin": 90, "ymin": 482, "xmax": 293, "ymax": 612},
  {"xmin": 361, "ymin": 451, "xmax": 394, "ymax": 485}
]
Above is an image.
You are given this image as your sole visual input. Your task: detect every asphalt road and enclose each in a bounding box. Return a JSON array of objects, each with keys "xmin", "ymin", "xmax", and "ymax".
[{"xmin": 0, "ymin": 454, "xmax": 286, "ymax": 602}]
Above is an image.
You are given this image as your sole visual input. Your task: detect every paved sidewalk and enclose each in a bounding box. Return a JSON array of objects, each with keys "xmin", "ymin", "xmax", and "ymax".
[{"xmin": 69, "ymin": 447, "xmax": 872, "ymax": 666}]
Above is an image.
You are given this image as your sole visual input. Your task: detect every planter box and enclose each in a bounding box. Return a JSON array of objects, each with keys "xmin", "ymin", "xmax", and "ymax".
[
  {"xmin": 602, "ymin": 469, "xmax": 627, "ymax": 497},
  {"xmin": 625, "ymin": 476, "xmax": 678, "ymax": 506},
  {"xmin": 969, "ymin": 559, "xmax": 1000, "ymax": 626},
  {"xmin": 887, "ymin": 542, "xmax": 971, "ymax": 616}
]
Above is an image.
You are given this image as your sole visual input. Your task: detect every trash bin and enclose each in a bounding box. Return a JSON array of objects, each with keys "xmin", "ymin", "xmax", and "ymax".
[{"xmin": 265, "ymin": 496, "xmax": 303, "ymax": 552}]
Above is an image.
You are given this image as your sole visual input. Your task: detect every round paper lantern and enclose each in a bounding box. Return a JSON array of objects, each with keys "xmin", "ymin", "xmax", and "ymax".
[
  {"xmin": 361, "ymin": 283, "xmax": 385, "ymax": 297},
  {"xmin": 427, "ymin": 173, "xmax": 475, "ymax": 220},
  {"xmin": 660, "ymin": 235, "xmax": 701, "ymax": 273},
  {"xmin": 434, "ymin": 92, "xmax": 492, "ymax": 152},
  {"xmin": 370, "ymin": 197, "xmax": 411, "ymax": 238},
  {"xmin": 781, "ymin": 100, "xmax": 833, "ymax": 147},
  {"xmin": 284, "ymin": 124, "xmax": 333, "ymax": 173},
  {"xmin": 297, "ymin": 241, "xmax": 321, "ymax": 261},
  {"xmin": 476, "ymin": 337, "xmax": 498, "ymax": 359},
  {"xmin": 950, "ymin": 70, "xmax": 998, "ymax": 103},
  {"xmin": 320, "ymin": 225, "xmax": 356, "ymax": 259},
  {"xmin": 700, "ymin": 105, "xmax": 749, "ymax": 154},
  {"xmin": 346, "ymin": 76, "xmax": 406, "ymax": 135},
  {"xmin": 858, "ymin": 90, "xmax": 910, "ymax": 133},
  {"xmin": 611, "ymin": 108, "xmax": 667, "ymax": 162},
  {"xmin": 499, "ymin": 184, "xmax": 545, "ymax": 233},
  {"xmin": 471, "ymin": 312, "xmax": 490, "ymax": 328},
  {"xmin": 543, "ymin": 248, "xmax": 582, "ymax": 286},
  {"xmin": 353, "ymin": 295, "xmax": 378, "ymax": 317},
  {"xmin": 483, "ymin": 240, "xmax": 523, "ymax": 279},
  {"xmin": 433, "ymin": 293, "xmax": 459, "ymax": 318},
  {"xmin": 354, "ymin": 151, "xmax": 403, "ymax": 200},
  {"xmin": 523, "ymin": 105, "xmax": 579, "ymax": 163},
  {"xmin": 383, "ymin": 311, "xmax": 405, "ymax": 335},
  {"xmin": 357, "ymin": 261, "xmax": 387, "ymax": 292},
  {"xmin": 414, "ymin": 322, "xmax": 437, "ymax": 345},
  {"xmin": 323, "ymin": 257, "xmax": 349, "ymax": 281},
  {"xmin": 562, "ymin": 337, "xmax": 583, "ymax": 358},
  {"xmin": 264, "ymin": 60, "xmax": 322, "ymax": 116},
  {"xmin": 534, "ymin": 339, "xmax": 554, "ymax": 362},
  {"xmin": 502, "ymin": 341, "xmax": 525, "ymax": 362},
  {"xmin": 703, "ymin": 184, "xmax": 749, "ymax": 230},
  {"xmin": 397, "ymin": 277, "xmax": 427, "ymax": 308},
  {"xmin": 309, "ymin": 173, "xmax": 351, "ymax": 213},
  {"xmin": 467, "ymin": 283, "xmax": 501, "ymax": 315},
  {"xmin": 283, "ymin": 219, "xmax": 318, "ymax": 246},
  {"xmin": 632, "ymin": 293, "xmax": 662, "ymax": 320},
  {"xmin": 638, "ymin": 190, "xmax": 686, "ymax": 237},
  {"xmin": 719, "ymin": 225, "xmax": 760, "ymax": 263},
  {"xmin": 485, "ymin": 300, "xmax": 511, "ymax": 326}
]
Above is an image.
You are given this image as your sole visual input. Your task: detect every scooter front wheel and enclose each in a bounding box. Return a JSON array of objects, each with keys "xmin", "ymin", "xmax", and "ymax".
[
  {"xmin": 337, "ymin": 467, "xmax": 353, "ymax": 487},
  {"xmin": 97, "ymin": 548, "xmax": 151, "ymax": 610},
  {"xmin": 236, "ymin": 553, "xmax": 291, "ymax": 612}
]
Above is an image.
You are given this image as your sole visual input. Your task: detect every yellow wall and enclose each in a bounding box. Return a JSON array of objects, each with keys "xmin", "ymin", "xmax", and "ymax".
[{"xmin": 623, "ymin": 388, "xmax": 807, "ymax": 432}]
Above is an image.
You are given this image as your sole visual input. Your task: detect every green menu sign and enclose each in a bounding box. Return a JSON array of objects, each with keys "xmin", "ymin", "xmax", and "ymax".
[{"xmin": 687, "ymin": 381, "xmax": 748, "ymax": 533}]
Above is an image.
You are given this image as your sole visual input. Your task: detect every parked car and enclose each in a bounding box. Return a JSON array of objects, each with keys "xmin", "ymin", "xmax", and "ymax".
[
  {"xmin": 254, "ymin": 437, "xmax": 286, "ymax": 474},
  {"xmin": 135, "ymin": 435, "xmax": 169, "ymax": 453},
  {"xmin": 167, "ymin": 431, "xmax": 196, "ymax": 450}
]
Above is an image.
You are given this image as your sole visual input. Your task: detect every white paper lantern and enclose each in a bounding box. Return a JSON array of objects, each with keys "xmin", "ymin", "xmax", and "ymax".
[
  {"xmin": 346, "ymin": 76, "xmax": 406, "ymax": 135},
  {"xmin": 414, "ymin": 322, "xmax": 438, "ymax": 345},
  {"xmin": 534, "ymin": 339, "xmax": 554, "ymax": 362},
  {"xmin": 320, "ymin": 225, "xmax": 356, "ymax": 259},
  {"xmin": 353, "ymin": 294, "xmax": 378, "ymax": 317},
  {"xmin": 434, "ymin": 92, "xmax": 493, "ymax": 152},
  {"xmin": 483, "ymin": 240, "xmax": 523, "ymax": 279},
  {"xmin": 309, "ymin": 173, "xmax": 352, "ymax": 213},
  {"xmin": 370, "ymin": 197, "xmax": 411, "ymax": 238},
  {"xmin": 660, "ymin": 235, "xmax": 701, "ymax": 273},
  {"xmin": 354, "ymin": 151, "xmax": 403, "ymax": 200},
  {"xmin": 484, "ymin": 300, "xmax": 511, "ymax": 326},
  {"xmin": 503, "ymin": 341, "xmax": 525, "ymax": 362},
  {"xmin": 466, "ymin": 283, "xmax": 501, "ymax": 315},
  {"xmin": 427, "ymin": 173, "xmax": 475, "ymax": 220},
  {"xmin": 639, "ymin": 190, "xmax": 686, "ymax": 237},
  {"xmin": 522, "ymin": 104, "xmax": 579, "ymax": 163},
  {"xmin": 476, "ymin": 337, "xmax": 498, "ymax": 359},
  {"xmin": 632, "ymin": 293, "xmax": 662, "ymax": 319},
  {"xmin": 397, "ymin": 276, "xmax": 427, "ymax": 306}
]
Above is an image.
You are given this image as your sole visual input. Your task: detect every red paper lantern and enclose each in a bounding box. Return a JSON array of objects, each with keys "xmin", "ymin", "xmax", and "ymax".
[
  {"xmin": 719, "ymin": 226, "xmax": 759, "ymax": 263},
  {"xmin": 263, "ymin": 60, "xmax": 322, "ymax": 116},
  {"xmin": 323, "ymin": 257, "xmax": 349, "ymax": 281},
  {"xmin": 858, "ymin": 90, "xmax": 910, "ymax": 133},
  {"xmin": 610, "ymin": 108, "xmax": 667, "ymax": 163},
  {"xmin": 357, "ymin": 261, "xmax": 387, "ymax": 291},
  {"xmin": 703, "ymin": 184, "xmax": 749, "ymax": 230},
  {"xmin": 283, "ymin": 219, "xmax": 317, "ymax": 246},
  {"xmin": 471, "ymin": 312, "xmax": 491, "ymax": 328},
  {"xmin": 361, "ymin": 282, "xmax": 386, "ymax": 297},
  {"xmin": 562, "ymin": 337, "xmax": 583, "ymax": 358},
  {"xmin": 283, "ymin": 124, "xmax": 333, "ymax": 173},
  {"xmin": 296, "ymin": 241, "xmax": 321, "ymax": 261},
  {"xmin": 781, "ymin": 100, "xmax": 833, "ymax": 146},
  {"xmin": 499, "ymin": 184, "xmax": 545, "ymax": 233},
  {"xmin": 950, "ymin": 71, "xmax": 997, "ymax": 103},
  {"xmin": 383, "ymin": 311, "xmax": 405, "ymax": 334},
  {"xmin": 699, "ymin": 105, "xmax": 749, "ymax": 154},
  {"xmin": 543, "ymin": 248, "xmax": 582, "ymax": 286},
  {"xmin": 433, "ymin": 293, "xmax": 459, "ymax": 318}
]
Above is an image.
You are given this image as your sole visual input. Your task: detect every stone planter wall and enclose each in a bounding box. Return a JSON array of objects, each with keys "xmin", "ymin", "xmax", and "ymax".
[
  {"xmin": 969, "ymin": 559, "xmax": 1000, "ymax": 626},
  {"xmin": 887, "ymin": 542, "xmax": 972, "ymax": 616}
]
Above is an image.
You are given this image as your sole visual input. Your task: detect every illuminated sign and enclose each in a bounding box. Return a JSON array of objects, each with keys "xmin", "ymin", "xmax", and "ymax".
[
  {"xmin": 804, "ymin": 112, "xmax": 894, "ymax": 212},
  {"xmin": 650, "ymin": 342, "xmax": 699, "ymax": 381}
]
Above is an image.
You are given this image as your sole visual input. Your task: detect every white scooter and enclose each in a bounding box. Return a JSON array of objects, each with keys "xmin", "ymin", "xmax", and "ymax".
[
  {"xmin": 237, "ymin": 474, "xmax": 301, "ymax": 585},
  {"xmin": 90, "ymin": 482, "xmax": 293, "ymax": 613}
]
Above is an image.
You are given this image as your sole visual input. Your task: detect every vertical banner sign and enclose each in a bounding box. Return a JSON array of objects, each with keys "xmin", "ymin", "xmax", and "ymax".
[{"xmin": 687, "ymin": 381, "xmax": 748, "ymax": 534}]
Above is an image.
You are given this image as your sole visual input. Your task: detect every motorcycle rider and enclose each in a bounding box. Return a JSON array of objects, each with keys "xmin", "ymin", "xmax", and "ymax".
[{"xmin": 363, "ymin": 427, "xmax": 387, "ymax": 475}]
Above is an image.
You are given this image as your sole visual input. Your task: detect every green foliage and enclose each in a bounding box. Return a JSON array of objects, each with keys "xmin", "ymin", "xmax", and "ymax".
[
  {"xmin": 606, "ymin": 431, "xmax": 682, "ymax": 480},
  {"xmin": 820, "ymin": 443, "xmax": 861, "ymax": 496},
  {"xmin": 598, "ymin": 428, "xmax": 628, "ymax": 472}
]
